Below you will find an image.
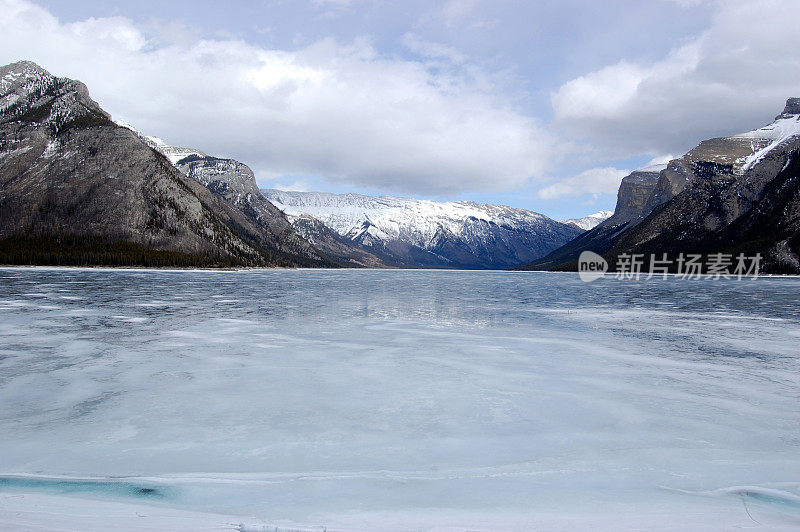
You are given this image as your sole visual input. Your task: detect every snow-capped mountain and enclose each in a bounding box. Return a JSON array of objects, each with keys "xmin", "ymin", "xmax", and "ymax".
[
  {"xmin": 730, "ymin": 101, "xmax": 800, "ymax": 173},
  {"xmin": 521, "ymin": 97, "xmax": 800, "ymax": 274},
  {"xmin": 263, "ymin": 190, "xmax": 583, "ymax": 269},
  {"xmin": 561, "ymin": 211, "xmax": 613, "ymax": 230}
]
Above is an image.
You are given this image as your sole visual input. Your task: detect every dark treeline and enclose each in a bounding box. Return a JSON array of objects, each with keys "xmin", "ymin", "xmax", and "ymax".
[{"xmin": 0, "ymin": 234, "xmax": 245, "ymax": 268}]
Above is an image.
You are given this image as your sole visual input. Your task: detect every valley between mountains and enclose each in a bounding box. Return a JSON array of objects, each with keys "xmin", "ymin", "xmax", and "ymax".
[{"xmin": 2, "ymin": 61, "xmax": 798, "ymax": 273}]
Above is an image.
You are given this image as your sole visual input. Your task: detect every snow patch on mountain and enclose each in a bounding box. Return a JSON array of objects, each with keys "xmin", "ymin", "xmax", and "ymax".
[
  {"xmin": 634, "ymin": 162, "xmax": 669, "ymax": 173},
  {"xmin": 730, "ymin": 114, "xmax": 800, "ymax": 173},
  {"xmin": 115, "ymin": 121, "xmax": 206, "ymax": 164},
  {"xmin": 264, "ymin": 189, "xmax": 554, "ymax": 246},
  {"xmin": 561, "ymin": 210, "xmax": 613, "ymax": 231}
]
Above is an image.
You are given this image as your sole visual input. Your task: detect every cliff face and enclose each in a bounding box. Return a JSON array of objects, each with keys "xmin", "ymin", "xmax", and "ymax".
[
  {"xmin": 516, "ymin": 165, "xmax": 662, "ymax": 271},
  {"xmin": 174, "ymin": 154, "xmax": 326, "ymax": 262},
  {"xmin": 0, "ymin": 61, "xmax": 329, "ymax": 267},
  {"xmin": 518, "ymin": 98, "xmax": 800, "ymax": 273},
  {"xmin": 603, "ymin": 167, "xmax": 663, "ymax": 227}
]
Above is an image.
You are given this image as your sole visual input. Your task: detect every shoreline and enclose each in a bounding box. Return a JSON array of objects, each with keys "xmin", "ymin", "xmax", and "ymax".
[{"xmin": 1, "ymin": 264, "xmax": 799, "ymax": 278}]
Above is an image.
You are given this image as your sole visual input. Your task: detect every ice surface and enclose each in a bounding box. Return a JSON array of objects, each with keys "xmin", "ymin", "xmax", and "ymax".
[{"xmin": 0, "ymin": 268, "xmax": 799, "ymax": 530}]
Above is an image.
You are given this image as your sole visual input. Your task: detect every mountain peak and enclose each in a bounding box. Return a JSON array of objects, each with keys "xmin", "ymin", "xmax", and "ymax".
[
  {"xmin": 263, "ymin": 189, "xmax": 582, "ymax": 269},
  {"xmin": 561, "ymin": 210, "xmax": 613, "ymax": 231},
  {"xmin": 0, "ymin": 60, "xmax": 51, "ymax": 77},
  {"xmin": 1, "ymin": 59, "xmax": 109, "ymax": 132},
  {"xmin": 1, "ymin": 60, "xmax": 55, "ymax": 101},
  {"xmin": 776, "ymin": 97, "xmax": 800, "ymax": 120}
]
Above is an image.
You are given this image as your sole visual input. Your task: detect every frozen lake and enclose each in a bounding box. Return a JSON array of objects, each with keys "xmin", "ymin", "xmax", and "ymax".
[{"xmin": 1, "ymin": 268, "xmax": 799, "ymax": 530}]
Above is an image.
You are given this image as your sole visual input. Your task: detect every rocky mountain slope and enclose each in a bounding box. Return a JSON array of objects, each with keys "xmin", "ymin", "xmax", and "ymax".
[
  {"xmin": 119, "ymin": 123, "xmax": 388, "ymax": 268},
  {"xmin": 519, "ymin": 164, "xmax": 665, "ymax": 270},
  {"xmin": 519, "ymin": 98, "xmax": 800, "ymax": 273},
  {"xmin": 604, "ymin": 164, "xmax": 666, "ymax": 227},
  {"xmin": 0, "ymin": 61, "xmax": 330, "ymax": 267},
  {"xmin": 605, "ymin": 99, "xmax": 800, "ymax": 272},
  {"xmin": 263, "ymin": 190, "xmax": 583, "ymax": 269}
]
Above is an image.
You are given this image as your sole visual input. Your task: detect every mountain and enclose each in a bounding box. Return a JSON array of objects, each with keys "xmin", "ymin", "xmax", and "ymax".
[
  {"xmin": 0, "ymin": 60, "xmax": 329, "ymax": 267},
  {"xmin": 605, "ymin": 99, "xmax": 800, "ymax": 272},
  {"xmin": 518, "ymin": 164, "xmax": 665, "ymax": 270},
  {"xmin": 118, "ymin": 123, "xmax": 387, "ymax": 268},
  {"xmin": 604, "ymin": 164, "xmax": 666, "ymax": 227},
  {"xmin": 114, "ymin": 122, "xmax": 206, "ymax": 164},
  {"xmin": 518, "ymin": 98, "xmax": 800, "ymax": 274},
  {"xmin": 288, "ymin": 214, "xmax": 389, "ymax": 267},
  {"xmin": 561, "ymin": 211, "xmax": 613, "ymax": 230},
  {"xmin": 263, "ymin": 189, "xmax": 583, "ymax": 269}
]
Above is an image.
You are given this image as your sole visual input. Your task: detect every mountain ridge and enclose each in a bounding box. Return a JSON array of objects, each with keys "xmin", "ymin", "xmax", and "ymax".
[
  {"xmin": 517, "ymin": 99, "xmax": 800, "ymax": 274},
  {"xmin": 117, "ymin": 122, "xmax": 395, "ymax": 268},
  {"xmin": 561, "ymin": 211, "xmax": 613, "ymax": 230},
  {"xmin": 263, "ymin": 189, "xmax": 583, "ymax": 269},
  {"xmin": 0, "ymin": 60, "xmax": 332, "ymax": 268}
]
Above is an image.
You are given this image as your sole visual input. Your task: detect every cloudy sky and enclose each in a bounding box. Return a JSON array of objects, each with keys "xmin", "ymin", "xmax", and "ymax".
[{"xmin": 1, "ymin": 0, "xmax": 798, "ymax": 219}]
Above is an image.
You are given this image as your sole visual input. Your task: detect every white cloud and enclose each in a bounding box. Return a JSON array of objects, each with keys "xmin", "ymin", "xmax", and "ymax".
[
  {"xmin": 0, "ymin": 0, "xmax": 553, "ymax": 196},
  {"xmin": 269, "ymin": 180, "xmax": 311, "ymax": 192},
  {"xmin": 536, "ymin": 167, "xmax": 629, "ymax": 200},
  {"xmin": 644, "ymin": 154, "xmax": 676, "ymax": 167},
  {"xmin": 401, "ymin": 33, "xmax": 466, "ymax": 64},
  {"xmin": 440, "ymin": 0, "xmax": 480, "ymax": 28},
  {"xmin": 551, "ymin": 0, "xmax": 800, "ymax": 157}
]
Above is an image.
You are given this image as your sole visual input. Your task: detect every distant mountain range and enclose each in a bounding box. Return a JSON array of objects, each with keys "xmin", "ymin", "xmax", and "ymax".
[
  {"xmin": 520, "ymin": 98, "xmax": 800, "ymax": 274},
  {"xmin": 0, "ymin": 60, "xmax": 584, "ymax": 269},
  {"xmin": 263, "ymin": 190, "xmax": 583, "ymax": 269},
  {"xmin": 5, "ymin": 60, "xmax": 795, "ymax": 272},
  {"xmin": 561, "ymin": 211, "xmax": 613, "ymax": 231},
  {"xmin": 124, "ymin": 128, "xmax": 585, "ymax": 270}
]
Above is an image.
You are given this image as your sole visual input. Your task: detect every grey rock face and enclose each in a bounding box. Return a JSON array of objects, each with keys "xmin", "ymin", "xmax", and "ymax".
[
  {"xmin": 603, "ymin": 169, "xmax": 662, "ymax": 227},
  {"xmin": 177, "ymin": 155, "xmax": 260, "ymax": 199},
  {"xmin": 0, "ymin": 60, "xmax": 329, "ymax": 267},
  {"xmin": 521, "ymin": 98, "xmax": 800, "ymax": 273},
  {"xmin": 606, "ymin": 100, "xmax": 800, "ymax": 273},
  {"xmin": 174, "ymin": 154, "xmax": 326, "ymax": 262},
  {"xmin": 777, "ymin": 97, "xmax": 800, "ymax": 119},
  {"xmin": 640, "ymin": 136, "xmax": 757, "ymax": 218}
]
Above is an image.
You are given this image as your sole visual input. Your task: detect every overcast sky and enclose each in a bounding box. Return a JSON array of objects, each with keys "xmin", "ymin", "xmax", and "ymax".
[{"xmin": 2, "ymin": 0, "xmax": 798, "ymax": 219}]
